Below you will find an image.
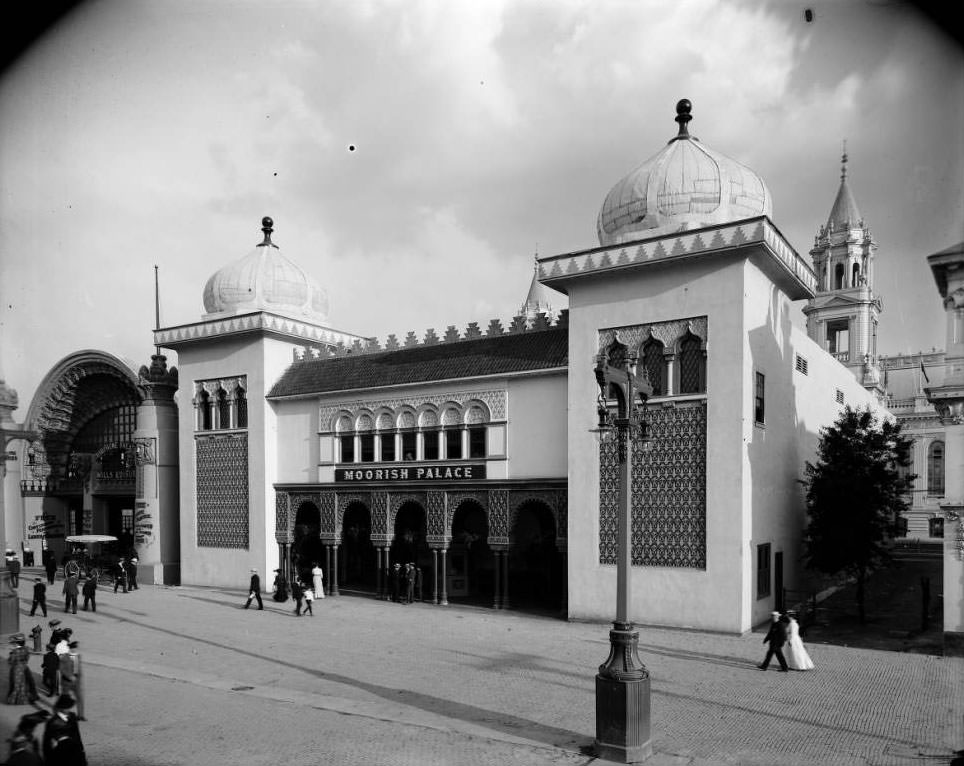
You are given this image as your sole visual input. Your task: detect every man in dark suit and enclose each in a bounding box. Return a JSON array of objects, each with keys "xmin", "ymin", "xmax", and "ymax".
[
  {"xmin": 43, "ymin": 694, "xmax": 87, "ymax": 765},
  {"xmin": 30, "ymin": 578, "xmax": 48, "ymax": 617},
  {"xmin": 81, "ymin": 576, "xmax": 97, "ymax": 612},
  {"xmin": 62, "ymin": 575, "xmax": 79, "ymax": 614},
  {"xmin": 759, "ymin": 611, "xmax": 790, "ymax": 671},
  {"xmin": 244, "ymin": 569, "xmax": 263, "ymax": 609}
]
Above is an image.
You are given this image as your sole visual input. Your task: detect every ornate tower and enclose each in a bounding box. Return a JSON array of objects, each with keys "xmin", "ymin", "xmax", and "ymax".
[{"xmin": 803, "ymin": 148, "xmax": 884, "ymax": 398}]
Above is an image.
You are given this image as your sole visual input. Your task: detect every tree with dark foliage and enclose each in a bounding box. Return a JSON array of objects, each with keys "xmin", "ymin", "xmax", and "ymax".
[{"xmin": 802, "ymin": 406, "xmax": 913, "ymax": 623}]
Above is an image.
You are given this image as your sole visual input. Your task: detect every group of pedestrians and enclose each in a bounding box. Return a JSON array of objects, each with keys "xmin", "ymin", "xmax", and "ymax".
[
  {"xmin": 28, "ymin": 555, "xmax": 139, "ymax": 618},
  {"xmin": 5, "ymin": 620, "xmax": 87, "ymax": 765},
  {"xmin": 389, "ymin": 562, "xmax": 422, "ymax": 604},
  {"xmin": 243, "ymin": 563, "xmax": 326, "ymax": 617},
  {"xmin": 759, "ymin": 610, "xmax": 815, "ymax": 672}
]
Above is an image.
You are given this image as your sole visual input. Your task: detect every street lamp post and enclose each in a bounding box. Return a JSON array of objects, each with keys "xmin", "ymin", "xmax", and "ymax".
[{"xmin": 593, "ymin": 334, "xmax": 653, "ymax": 763}]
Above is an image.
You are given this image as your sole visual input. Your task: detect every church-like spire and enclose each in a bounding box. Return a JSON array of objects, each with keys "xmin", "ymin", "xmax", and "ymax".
[
  {"xmin": 521, "ymin": 250, "xmax": 556, "ymax": 322},
  {"xmin": 827, "ymin": 142, "xmax": 862, "ymax": 231}
]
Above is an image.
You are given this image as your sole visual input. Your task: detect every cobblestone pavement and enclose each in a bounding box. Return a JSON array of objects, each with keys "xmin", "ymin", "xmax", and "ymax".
[{"xmin": 1, "ymin": 580, "xmax": 961, "ymax": 765}]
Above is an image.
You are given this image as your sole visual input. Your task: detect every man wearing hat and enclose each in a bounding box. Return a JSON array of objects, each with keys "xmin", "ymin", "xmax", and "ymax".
[
  {"xmin": 758, "ymin": 611, "xmax": 790, "ymax": 672},
  {"xmin": 43, "ymin": 694, "xmax": 87, "ymax": 765},
  {"xmin": 29, "ymin": 577, "xmax": 48, "ymax": 617},
  {"xmin": 7, "ymin": 551, "xmax": 21, "ymax": 588},
  {"xmin": 243, "ymin": 568, "xmax": 263, "ymax": 610}
]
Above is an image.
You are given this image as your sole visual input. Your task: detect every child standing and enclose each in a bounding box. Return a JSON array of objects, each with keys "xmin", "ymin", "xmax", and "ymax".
[{"xmin": 303, "ymin": 586, "xmax": 314, "ymax": 616}]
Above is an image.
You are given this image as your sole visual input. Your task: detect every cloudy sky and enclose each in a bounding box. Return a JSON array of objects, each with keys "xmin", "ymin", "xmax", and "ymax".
[{"xmin": 1, "ymin": 0, "xmax": 961, "ymax": 407}]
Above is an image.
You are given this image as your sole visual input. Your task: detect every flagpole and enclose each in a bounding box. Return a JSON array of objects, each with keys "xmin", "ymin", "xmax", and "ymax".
[{"xmin": 154, "ymin": 265, "xmax": 160, "ymax": 355}]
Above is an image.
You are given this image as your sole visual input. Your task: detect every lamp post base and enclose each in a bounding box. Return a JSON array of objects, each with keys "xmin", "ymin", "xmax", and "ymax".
[{"xmin": 594, "ymin": 623, "xmax": 652, "ymax": 763}]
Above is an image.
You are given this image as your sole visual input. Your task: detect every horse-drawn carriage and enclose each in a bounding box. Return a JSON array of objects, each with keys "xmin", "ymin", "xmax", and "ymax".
[{"xmin": 63, "ymin": 534, "xmax": 120, "ymax": 585}]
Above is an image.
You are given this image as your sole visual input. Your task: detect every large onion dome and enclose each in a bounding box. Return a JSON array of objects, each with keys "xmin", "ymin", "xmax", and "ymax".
[
  {"xmin": 597, "ymin": 99, "xmax": 773, "ymax": 246},
  {"xmin": 202, "ymin": 217, "xmax": 330, "ymax": 322}
]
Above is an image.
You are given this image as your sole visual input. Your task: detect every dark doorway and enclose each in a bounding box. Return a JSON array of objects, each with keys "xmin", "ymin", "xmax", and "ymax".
[
  {"xmin": 341, "ymin": 503, "xmax": 376, "ymax": 591},
  {"xmin": 293, "ymin": 502, "xmax": 324, "ymax": 585},
  {"xmin": 106, "ymin": 497, "xmax": 135, "ymax": 554},
  {"xmin": 509, "ymin": 501, "xmax": 561, "ymax": 611},
  {"xmin": 449, "ymin": 501, "xmax": 493, "ymax": 605},
  {"xmin": 391, "ymin": 502, "xmax": 430, "ymax": 570}
]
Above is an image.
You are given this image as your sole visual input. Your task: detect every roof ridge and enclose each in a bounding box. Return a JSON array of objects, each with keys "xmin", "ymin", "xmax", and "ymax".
[{"xmin": 291, "ymin": 310, "xmax": 569, "ymax": 363}]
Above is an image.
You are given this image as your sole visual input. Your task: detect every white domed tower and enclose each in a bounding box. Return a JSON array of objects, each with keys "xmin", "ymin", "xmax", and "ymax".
[
  {"xmin": 802, "ymin": 148, "xmax": 884, "ymax": 398},
  {"xmin": 202, "ymin": 217, "xmax": 330, "ymax": 322},
  {"xmin": 154, "ymin": 217, "xmax": 368, "ymax": 589},
  {"xmin": 596, "ymin": 99, "xmax": 772, "ymax": 245}
]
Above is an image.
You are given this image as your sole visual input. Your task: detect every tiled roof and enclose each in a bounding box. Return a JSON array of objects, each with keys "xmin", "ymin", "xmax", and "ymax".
[{"xmin": 267, "ymin": 327, "xmax": 569, "ymax": 398}]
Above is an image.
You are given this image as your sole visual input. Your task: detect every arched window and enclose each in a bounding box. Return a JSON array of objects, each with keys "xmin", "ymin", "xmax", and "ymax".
[
  {"xmin": 642, "ymin": 339, "xmax": 665, "ymax": 397},
  {"xmin": 928, "ymin": 441, "xmax": 945, "ymax": 496},
  {"xmin": 236, "ymin": 387, "xmax": 248, "ymax": 428},
  {"xmin": 678, "ymin": 334, "xmax": 705, "ymax": 395},
  {"xmin": 852, "ymin": 263, "xmax": 860, "ymax": 286},
  {"xmin": 834, "ymin": 263, "xmax": 845, "ymax": 290},
  {"xmin": 197, "ymin": 389, "xmax": 211, "ymax": 431},
  {"xmin": 217, "ymin": 388, "xmax": 230, "ymax": 429}
]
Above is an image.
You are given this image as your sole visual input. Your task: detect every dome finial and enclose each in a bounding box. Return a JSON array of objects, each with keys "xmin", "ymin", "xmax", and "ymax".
[
  {"xmin": 674, "ymin": 99, "xmax": 692, "ymax": 139},
  {"xmin": 259, "ymin": 216, "xmax": 277, "ymax": 248},
  {"xmin": 840, "ymin": 140, "xmax": 848, "ymax": 181}
]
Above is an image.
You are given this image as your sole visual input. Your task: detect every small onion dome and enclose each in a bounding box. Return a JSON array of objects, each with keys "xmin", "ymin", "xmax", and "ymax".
[
  {"xmin": 597, "ymin": 99, "xmax": 772, "ymax": 246},
  {"xmin": 202, "ymin": 217, "xmax": 330, "ymax": 322}
]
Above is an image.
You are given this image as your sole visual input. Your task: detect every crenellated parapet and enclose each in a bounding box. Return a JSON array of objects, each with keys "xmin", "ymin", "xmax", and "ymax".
[{"xmin": 290, "ymin": 309, "xmax": 570, "ymax": 363}]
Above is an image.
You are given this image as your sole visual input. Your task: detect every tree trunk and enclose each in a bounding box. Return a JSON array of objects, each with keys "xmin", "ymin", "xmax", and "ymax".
[{"xmin": 856, "ymin": 570, "xmax": 866, "ymax": 624}]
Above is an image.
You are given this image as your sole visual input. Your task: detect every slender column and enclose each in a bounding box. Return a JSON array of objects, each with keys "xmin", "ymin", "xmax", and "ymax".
[
  {"xmin": 383, "ymin": 547, "xmax": 391, "ymax": 601},
  {"xmin": 493, "ymin": 551, "xmax": 502, "ymax": 609},
  {"xmin": 330, "ymin": 545, "xmax": 340, "ymax": 596},
  {"xmin": 375, "ymin": 547, "xmax": 383, "ymax": 599},
  {"xmin": 502, "ymin": 550, "xmax": 510, "ymax": 609},
  {"xmin": 324, "ymin": 545, "xmax": 331, "ymax": 591},
  {"xmin": 559, "ymin": 548, "xmax": 568, "ymax": 617},
  {"xmin": 431, "ymin": 549, "xmax": 439, "ymax": 605},
  {"xmin": 439, "ymin": 548, "xmax": 448, "ymax": 606}
]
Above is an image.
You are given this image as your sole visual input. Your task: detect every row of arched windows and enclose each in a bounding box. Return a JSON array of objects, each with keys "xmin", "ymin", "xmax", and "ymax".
[
  {"xmin": 639, "ymin": 333, "xmax": 706, "ymax": 397},
  {"xmin": 333, "ymin": 402, "xmax": 490, "ymax": 464},
  {"xmin": 194, "ymin": 379, "xmax": 248, "ymax": 431}
]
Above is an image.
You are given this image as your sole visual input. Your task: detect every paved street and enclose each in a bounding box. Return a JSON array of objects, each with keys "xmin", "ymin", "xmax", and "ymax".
[{"xmin": 2, "ymin": 579, "xmax": 961, "ymax": 765}]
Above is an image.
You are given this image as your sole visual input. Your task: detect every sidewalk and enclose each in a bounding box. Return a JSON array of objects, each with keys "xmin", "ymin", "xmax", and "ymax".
[{"xmin": 1, "ymin": 579, "xmax": 961, "ymax": 765}]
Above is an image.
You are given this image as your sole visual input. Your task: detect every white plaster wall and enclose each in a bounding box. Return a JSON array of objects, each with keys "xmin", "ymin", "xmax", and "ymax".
[
  {"xmin": 506, "ymin": 374, "xmax": 567, "ymax": 479},
  {"xmin": 273, "ymin": 398, "xmax": 318, "ymax": 484},
  {"xmin": 566, "ymin": 255, "xmax": 750, "ymax": 633},
  {"xmin": 173, "ymin": 331, "xmax": 300, "ymax": 588}
]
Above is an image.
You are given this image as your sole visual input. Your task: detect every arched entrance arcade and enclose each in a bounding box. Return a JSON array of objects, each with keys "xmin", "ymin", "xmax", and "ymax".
[
  {"xmin": 275, "ymin": 487, "xmax": 567, "ymax": 616},
  {"xmin": 292, "ymin": 501, "xmax": 323, "ymax": 585}
]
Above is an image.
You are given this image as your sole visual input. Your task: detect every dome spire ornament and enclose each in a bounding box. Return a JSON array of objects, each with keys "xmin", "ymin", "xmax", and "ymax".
[
  {"xmin": 670, "ymin": 98, "xmax": 696, "ymax": 143},
  {"xmin": 259, "ymin": 216, "xmax": 278, "ymax": 249}
]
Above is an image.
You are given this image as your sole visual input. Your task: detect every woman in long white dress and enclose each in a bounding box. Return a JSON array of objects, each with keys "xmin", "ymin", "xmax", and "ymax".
[
  {"xmin": 311, "ymin": 563, "xmax": 325, "ymax": 599},
  {"xmin": 785, "ymin": 613, "xmax": 814, "ymax": 670}
]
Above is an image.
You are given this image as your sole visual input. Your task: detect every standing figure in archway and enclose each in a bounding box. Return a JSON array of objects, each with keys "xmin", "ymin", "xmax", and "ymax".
[{"xmin": 311, "ymin": 562, "xmax": 325, "ymax": 599}]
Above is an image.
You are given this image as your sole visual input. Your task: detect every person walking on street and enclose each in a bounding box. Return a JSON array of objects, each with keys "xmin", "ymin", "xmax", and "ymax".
[
  {"xmin": 58, "ymin": 642, "xmax": 84, "ymax": 720},
  {"xmin": 414, "ymin": 565, "xmax": 423, "ymax": 602},
  {"xmin": 311, "ymin": 562, "xmax": 325, "ymax": 600},
  {"xmin": 391, "ymin": 563, "xmax": 401, "ymax": 603},
  {"xmin": 62, "ymin": 576, "xmax": 79, "ymax": 614},
  {"xmin": 243, "ymin": 569, "xmax": 263, "ymax": 609},
  {"xmin": 113, "ymin": 558, "xmax": 128, "ymax": 594},
  {"xmin": 127, "ymin": 556, "xmax": 139, "ymax": 590},
  {"xmin": 785, "ymin": 611, "xmax": 815, "ymax": 671},
  {"xmin": 43, "ymin": 693, "xmax": 87, "ymax": 766},
  {"xmin": 81, "ymin": 577, "xmax": 96, "ymax": 612},
  {"xmin": 7, "ymin": 553, "xmax": 21, "ymax": 589},
  {"xmin": 302, "ymin": 585, "xmax": 314, "ymax": 616},
  {"xmin": 42, "ymin": 645, "xmax": 60, "ymax": 696},
  {"xmin": 6, "ymin": 633, "xmax": 39, "ymax": 705},
  {"xmin": 405, "ymin": 563, "xmax": 416, "ymax": 604},
  {"xmin": 45, "ymin": 556, "xmax": 57, "ymax": 586},
  {"xmin": 759, "ymin": 611, "xmax": 790, "ymax": 671},
  {"xmin": 291, "ymin": 579, "xmax": 304, "ymax": 616},
  {"xmin": 29, "ymin": 578, "xmax": 47, "ymax": 617}
]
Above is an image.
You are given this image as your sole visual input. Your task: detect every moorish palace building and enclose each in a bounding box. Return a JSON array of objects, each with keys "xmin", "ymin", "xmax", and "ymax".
[{"xmin": 0, "ymin": 100, "xmax": 952, "ymax": 636}]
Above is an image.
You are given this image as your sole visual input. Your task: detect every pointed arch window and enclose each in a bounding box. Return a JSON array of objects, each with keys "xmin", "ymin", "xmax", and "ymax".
[
  {"xmin": 236, "ymin": 387, "xmax": 248, "ymax": 428},
  {"xmin": 852, "ymin": 263, "xmax": 860, "ymax": 286},
  {"xmin": 197, "ymin": 389, "xmax": 212, "ymax": 431},
  {"xmin": 642, "ymin": 338, "xmax": 665, "ymax": 397},
  {"xmin": 678, "ymin": 334, "xmax": 705, "ymax": 395},
  {"xmin": 217, "ymin": 388, "xmax": 230, "ymax": 429},
  {"xmin": 928, "ymin": 441, "xmax": 945, "ymax": 496}
]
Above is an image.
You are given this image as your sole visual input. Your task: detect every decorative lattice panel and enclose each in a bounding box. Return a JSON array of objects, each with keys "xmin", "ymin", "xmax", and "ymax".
[
  {"xmin": 599, "ymin": 402, "xmax": 706, "ymax": 568},
  {"xmin": 196, "ymin": 433, "xmax": 249, "ymax": 548}
]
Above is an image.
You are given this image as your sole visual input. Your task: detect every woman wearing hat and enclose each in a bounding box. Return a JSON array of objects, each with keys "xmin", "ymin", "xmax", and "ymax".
[
  {"xmin": 42, "ymin": 694, "xmax": 87, "ymax": 766},
  {"xmin": 6, "ymin": 633, "xmax": 39, "ymax": 705}
]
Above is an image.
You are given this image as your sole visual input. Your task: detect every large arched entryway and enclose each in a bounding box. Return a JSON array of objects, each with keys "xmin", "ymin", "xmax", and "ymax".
[
  {"xmin": 340, "ymin": 502, "xmax": 376, "ymax": 592},
  {"xmin": 390, "ymin": 501, "xmax": 430, "ymax": 601},
  {"xmin": 509, "ymin": 500, "xmax": 561, "ymax": 612},
  {"xmin": 448, "ymin": 500, "xmax": 493, "ymax": 605},
  {"xmin": 292, "ymin": 502, "xmax": 323, "ymax": 585}
]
